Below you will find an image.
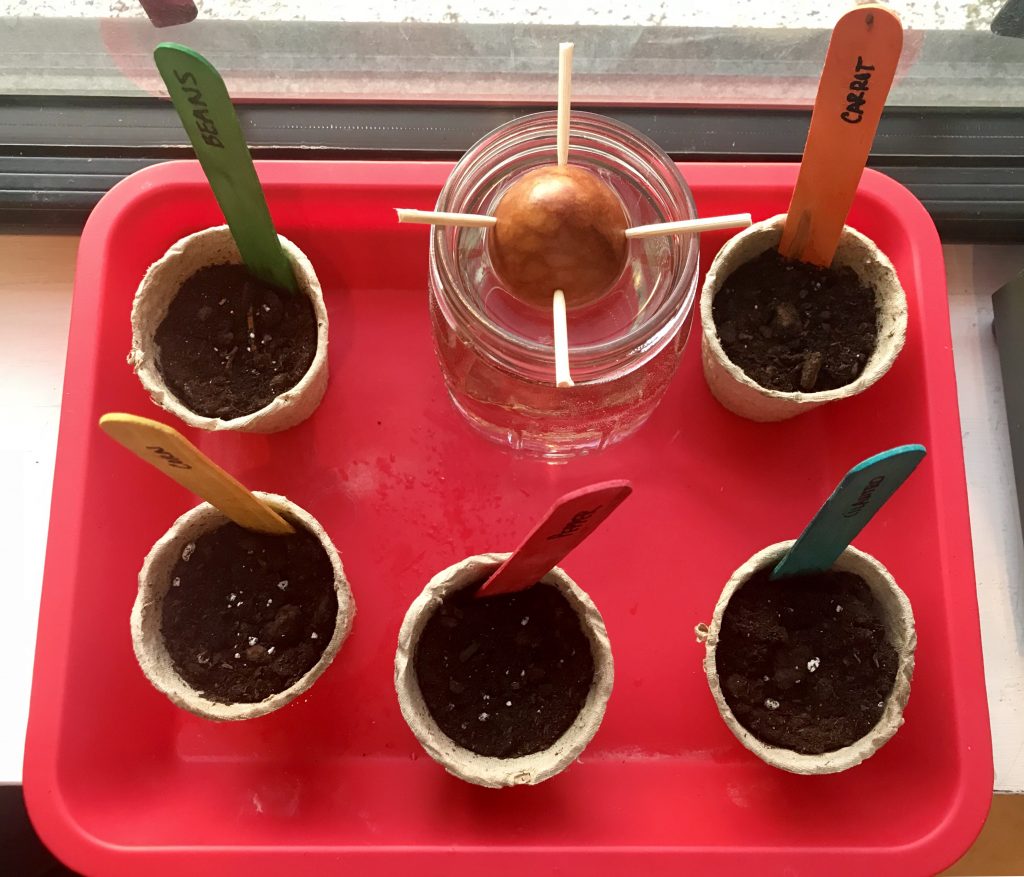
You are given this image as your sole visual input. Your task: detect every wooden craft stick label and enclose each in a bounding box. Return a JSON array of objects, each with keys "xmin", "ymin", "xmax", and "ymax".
[
  {"xmin": 841, "ymin": 57, "xmax": 876, "ymax": 124},
  {"xmin": 477, "ymin": 480, "xmax": 632, "ymax": 597}
]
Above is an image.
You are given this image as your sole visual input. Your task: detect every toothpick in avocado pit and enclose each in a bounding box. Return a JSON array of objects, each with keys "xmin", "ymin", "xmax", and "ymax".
[
  {"xmin": 556, "ymin": 41, "xmax": 573, "ymax": 168},
  {"xmin": 395, "ymin": 209, "xmax": 752, "ymax": 238},
  {"xmin": 392, "ymin": 43, "xmax": 753, "ymax": 388},
  {"xmin": 394, "ymin": 45, "xmax": 751, "ymax": 286},
  {"xmin": 395, "ymin": 209, "xmax": 496, "ymax": 229},
  {"xmin": 624, "ymin": 213, "xmax": 753, "ymax": 239},
  {"xmin": 550, "ymin": 44, "xmax": 575, "ymax": 387},
  {"xmin": 98, "ymin": 413, "xmax": 294, "ymax": 535},
  {"xmin": 553, "ymin": 290, "xmax": 573, "ymax": 388}
]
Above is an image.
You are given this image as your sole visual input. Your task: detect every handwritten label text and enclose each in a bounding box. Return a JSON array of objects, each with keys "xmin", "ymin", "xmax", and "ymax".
[
  {"xmin": 146, "ymin": 445, "xmax": 191, "ymax": 470},
  {"xmin": 843, "ymin": 475, "xmax": 884, "ymax": 518},
  {"xmin": 173, "ymin": 69, "xmax": 224, "ymax": 148},
  {"xmin": 546, "ymin": 505, "xmax": 602, "ymax": 540},
  {"xmin": 840, "ymin": 57, "xmax": 876, "ymax": 125}
]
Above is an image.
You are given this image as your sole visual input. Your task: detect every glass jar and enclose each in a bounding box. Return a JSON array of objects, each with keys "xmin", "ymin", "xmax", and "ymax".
[{"xmin": 429, "ymin": 111, "xmax": 699, "ymax": 460}]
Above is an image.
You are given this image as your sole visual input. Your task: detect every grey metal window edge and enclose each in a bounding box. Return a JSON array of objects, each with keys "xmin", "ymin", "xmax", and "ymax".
[{"xmin": 1, "ymin": 97, "xmax": 1022, "ymax": 239}]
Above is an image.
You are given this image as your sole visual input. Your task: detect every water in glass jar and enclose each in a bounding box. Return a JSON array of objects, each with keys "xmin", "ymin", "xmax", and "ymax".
[{"xmin": 430, "ymin": 165, "xmax": 692, "ymax": 460}]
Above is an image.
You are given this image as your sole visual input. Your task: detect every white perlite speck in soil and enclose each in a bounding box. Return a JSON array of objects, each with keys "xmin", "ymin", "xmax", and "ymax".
[
  {"xmin": 128, "ymin": 226, "xmax": 329, "ymax": 434},
  {"xmin": 395, "ymin": 553, "xmax": 614, "ymax": 788},
  {"xmin": 131, "ymin": 492, "xmax": 355, "ymax": 721},
  {"xmin": 700, "ymin": 215, "xmax": 907, "ymax": 422},
  {"xmin": 694, "ymin": 541, "xmax": 916, "ymax": 775}
]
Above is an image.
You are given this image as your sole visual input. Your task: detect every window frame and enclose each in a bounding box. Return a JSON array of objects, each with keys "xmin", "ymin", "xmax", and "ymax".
[{"xmin": 0, "ymin": 96, "xmax": 1021, "ymax": 239}]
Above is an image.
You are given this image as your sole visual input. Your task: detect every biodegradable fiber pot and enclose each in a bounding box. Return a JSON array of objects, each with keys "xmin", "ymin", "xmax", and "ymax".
[
  {"xmin": 131, "ymin": 492, "xmax": 354, "ymax": 721},
  {"xmin": 700, "ymin": 214, "xmax": 908, "ymax": 422},
  {"xmin": 695, "ymin": 540, "xmax": 916, "ymax": 775},
  {"xmin": 395, "ymin": 553, "xmax": 614, "ymax": 788},
  {"xmin": 129, "ymin": 225, "xmax": 329, "ymax": 433}
]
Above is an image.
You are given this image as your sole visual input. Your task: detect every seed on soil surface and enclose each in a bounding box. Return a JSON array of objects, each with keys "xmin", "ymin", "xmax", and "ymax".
[{"xmin": 799, "ymin": 351, "xmax": 824, "ymax": 392}]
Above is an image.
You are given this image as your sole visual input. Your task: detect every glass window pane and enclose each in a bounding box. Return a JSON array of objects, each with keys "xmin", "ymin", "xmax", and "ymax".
[{"xmin": 0, "ymin": 2, "xmax": 1021, "ymax": 106}]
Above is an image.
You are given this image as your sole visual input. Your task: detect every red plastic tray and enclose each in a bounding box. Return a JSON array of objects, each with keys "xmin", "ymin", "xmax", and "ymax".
[{"xmin": 26, "ymin": 161, "xmax": 991, "ymax": 876}]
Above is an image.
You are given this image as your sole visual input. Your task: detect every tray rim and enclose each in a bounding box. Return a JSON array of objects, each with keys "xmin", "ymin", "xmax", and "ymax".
[{"xmin": 23, "ymin": 159, "xmax": 993, "ymax": 877}]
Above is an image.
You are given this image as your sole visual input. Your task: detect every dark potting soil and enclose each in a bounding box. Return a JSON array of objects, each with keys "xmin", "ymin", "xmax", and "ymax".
[
  {"xmin": 715, "ymin": 567, "xmax": 899, "ymax": 755},
  {"xmin": 161, "ymin": 520, "xmax": 337, "ymax": 704},
  {"xmin": 711, "ymin": 249, "xmax": 878, "ymax": 393},
  {"xmin": 414, "ymin": 582, "xmax": 596, "ymax": 759},
  {"xmin": 154, "ymin": 264, "xmax": 318, "ymax": 420}
]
